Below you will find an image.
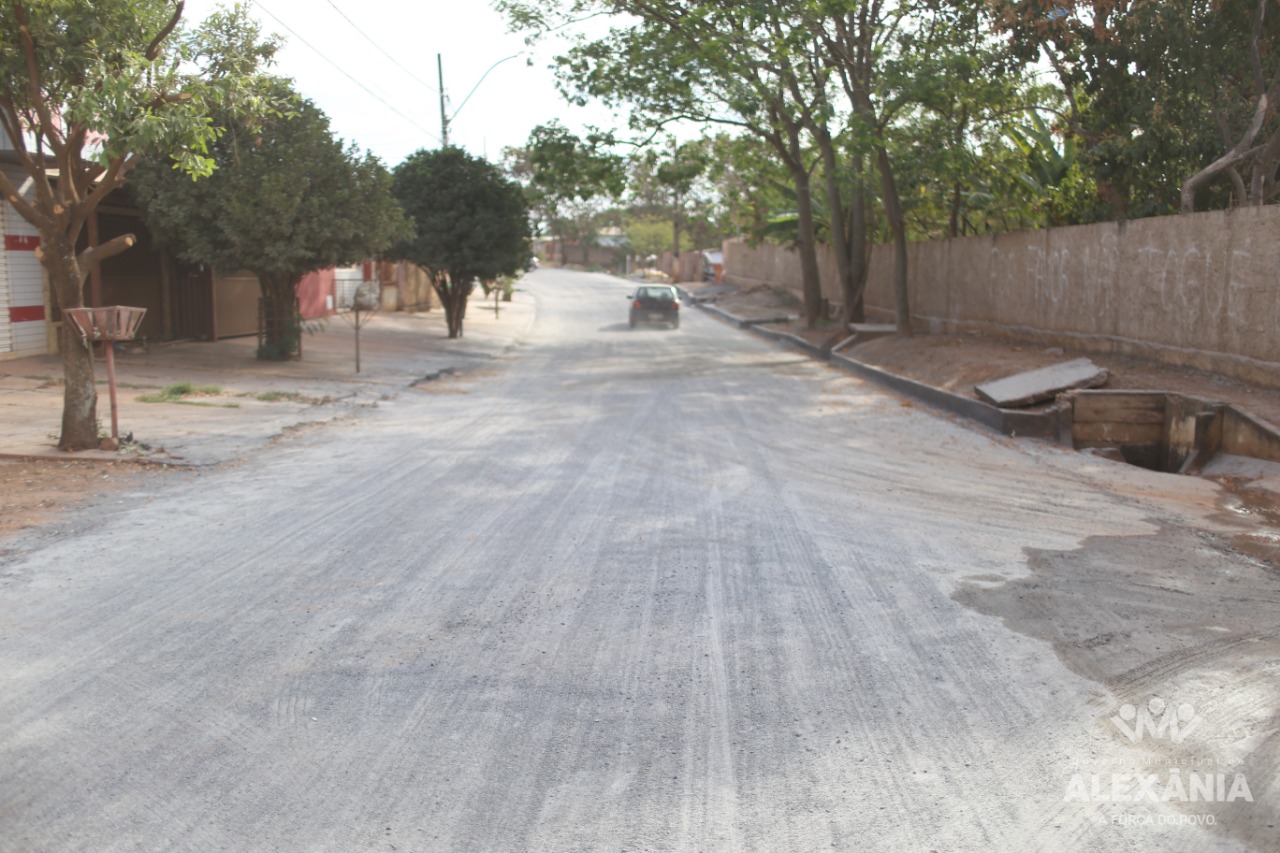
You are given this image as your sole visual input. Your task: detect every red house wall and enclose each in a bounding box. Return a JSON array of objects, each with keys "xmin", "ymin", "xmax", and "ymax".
[{"xmin": 297, "ymin": 269, "xmax": 335, "ymax": 320}]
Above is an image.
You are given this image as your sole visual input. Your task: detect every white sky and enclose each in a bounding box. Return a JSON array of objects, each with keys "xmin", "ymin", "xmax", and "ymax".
[{"xmin": 180, "ymin": 0, "xmax": 622, "ymax": 167}]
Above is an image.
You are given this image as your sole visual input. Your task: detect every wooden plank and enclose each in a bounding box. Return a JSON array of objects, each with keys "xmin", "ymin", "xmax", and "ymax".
[
  {"xmin": 1073, "ymin": 394, "xmax": 1166, "ymax": 424},
  {"xmin": 1073, "ymin": 422, "xmax": 1162, "ymax": 445}
]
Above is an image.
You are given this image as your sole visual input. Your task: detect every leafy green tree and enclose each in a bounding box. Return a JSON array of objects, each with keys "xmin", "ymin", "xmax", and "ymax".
[
  {"xmin": 0, "ymin": 1, "xmax": 282, "ymax": 449},
  {"xmin": 626, "ymin": 216, "xmax": 674, "ymax": 259},
  {"xmin": 998, "ymin": 110, "xmax": 1093, "ymax": 227},
  {"xmin": 990, "ymin": 0, "xmax": 1280, "ymax": 218},
  {"xmin": 131, "ymin": 85, "xmax": 409, "ymax": 359},
  {"xmin": 705, "ymin": 132, "xmax": 794, "ymax": 240},
  {"xmin": 392, "ymin": 148, "xmax": 531, "ymax": 338},
  {"xmin": 505, "ymin": 122, "xmax": 625, "ymax": 261},
  {"xmin": 633, "ymin": 138, "xmax": 710, "ymax": 258},
  {"xmin": 503, "ymin": 0, "xmax": 1039, "ymax": 333},
  {"xmin": 807, "ymin": 0, "xmax": 1030, "ymax": 331},
  {"xmin": 525, "ymin": 121, "xmax": 626, "ymax": 210},
  {"xmin": 510, "ymin": 0, "xmax": 833, "ymax": 326}
]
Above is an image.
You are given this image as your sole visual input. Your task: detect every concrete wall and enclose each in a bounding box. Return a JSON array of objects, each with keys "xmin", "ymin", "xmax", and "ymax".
[
  {"xmin": 397, "ymin": 263, "xmax": 438, "ymax": 312},
  {"xmin": 657, "ymin": 250, "xmax": 705, "ymax": 284},
  {"xmin": 723, "ymin": 205, "xmax": 1280, "ymax": 385}
]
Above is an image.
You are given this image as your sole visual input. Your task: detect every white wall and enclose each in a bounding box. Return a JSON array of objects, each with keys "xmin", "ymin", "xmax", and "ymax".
[{"xmin": 1, "ymin": 164, "xmax": 51, "ymax": 358}]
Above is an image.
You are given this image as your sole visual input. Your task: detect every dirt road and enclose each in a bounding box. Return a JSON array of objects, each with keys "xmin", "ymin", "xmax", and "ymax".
[{"xmin": 1, "ymin": 269, "xmax": 1274, "ymax": 851}]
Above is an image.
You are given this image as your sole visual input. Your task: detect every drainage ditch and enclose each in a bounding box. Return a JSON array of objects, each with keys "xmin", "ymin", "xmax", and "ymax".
[
  {"xmin": 1066, "ymin": 389, "xmax": 1280, "ymax": 570},
  {"xmin": 1066, "ymin": 390, "xmax": 1280, "ymax": 475}
]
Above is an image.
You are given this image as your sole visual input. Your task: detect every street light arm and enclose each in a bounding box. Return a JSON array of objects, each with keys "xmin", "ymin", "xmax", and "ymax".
[{"xmin": 449, "ymin": 52, "xmax": 524, "ymax": 122}]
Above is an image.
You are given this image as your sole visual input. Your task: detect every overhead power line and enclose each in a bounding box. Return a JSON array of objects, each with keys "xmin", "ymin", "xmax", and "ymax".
[
  {"xmin": 250, "ymin": 0, "xmax": 442, "ymax": 145},
  {"xmin": 324, "ymin": 0, "xmax": 439, "ymax": 94}
]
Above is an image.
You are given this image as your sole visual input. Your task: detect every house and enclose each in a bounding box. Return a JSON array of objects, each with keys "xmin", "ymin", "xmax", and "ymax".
[
  {"xmin": 2, "ymin": 125, "xmax": 434, "ymax": 359},
  {"xmin": 0, "ymin": 149, "xmax": 50, "ymax": 358}
]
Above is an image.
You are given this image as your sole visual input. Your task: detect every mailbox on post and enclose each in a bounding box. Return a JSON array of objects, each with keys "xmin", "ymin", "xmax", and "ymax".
[{"xmin": 64, "ymin": 306, "xmax": 147, "ymax": 449}]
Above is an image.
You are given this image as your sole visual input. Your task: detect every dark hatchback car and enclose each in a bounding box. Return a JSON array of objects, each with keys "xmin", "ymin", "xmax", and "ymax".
[{"xmin": 629, "ymin": 285, "xmax": 681, "ymax": 329}]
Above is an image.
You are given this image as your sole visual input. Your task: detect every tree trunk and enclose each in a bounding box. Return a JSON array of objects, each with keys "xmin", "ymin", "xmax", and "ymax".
[
  {"xmin": 949, "ymin": 180, "xmax": 963, "ymax": 238},
  {"xmin": 816, "ymin": 126, "xmax": 855, "ymax": 328},
  {"xmin": 792, "ymin": 165, "xmax": 824, "ymax": 329},
  {"xmin": 258, "ymin": 274, "xmax": 300, "ymax": 360},
  {"xmin": 456, "ymin": 282, "xmax": 470, "ymax": 336},
  {"xmin": 44, "ymin": 235, "xmax": 99, "ymax": 450},
  {"xmin": 59, "ymin": 318, "xmax": 99, "ymax": 449},
  {"xmin": 672, "ymin": 207, "xmax": 682, "ymax": 259},
  {"xmin": 848, "ymin": 152, "xmax": 869, "ymax": 325},
  {"xmin": 435, "ymin": 275, "xmax": 471, "ymax": 338},
  {"xmin": 783, "ymin": 125, "xmax": 824, "ymax": 329},
  {"xmin": 875, "ymin": 144, "xmax": 911, "ymax": 337}
]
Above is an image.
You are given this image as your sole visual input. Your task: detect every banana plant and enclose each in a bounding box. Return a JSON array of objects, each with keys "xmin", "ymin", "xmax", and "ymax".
[{"xmin": 1005, "ymin": 110, "xmax": 1077, "ymax": 194}]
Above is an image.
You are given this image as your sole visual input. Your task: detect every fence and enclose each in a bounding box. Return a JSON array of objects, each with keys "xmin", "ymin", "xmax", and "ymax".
[{"xmin": 722, "ymin": 205, "xmax": 1280, "ymax": 385}]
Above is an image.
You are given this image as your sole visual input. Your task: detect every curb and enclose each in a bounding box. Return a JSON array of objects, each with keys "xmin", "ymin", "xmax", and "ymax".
[
  {"xmin": 743, "ymin": 323, "xmax": 827, "ymax": 359},
  {"xmin": 0, "ymin": 450, "xmax": 195, "ymax": 466},
  {"xmin": 690, "ymin": 297, "xmax": 1062, "ymax": 438},
  {"xmin": 829, "ymin": 353, "xmax": 1063, "ymax": 438}
]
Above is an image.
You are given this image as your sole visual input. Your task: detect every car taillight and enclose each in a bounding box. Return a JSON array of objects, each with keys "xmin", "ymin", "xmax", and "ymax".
[
  {"xmin": 633, "ymin": 300, "xmax": 642, "ymax": 308},
  {"xmin": 672, "ymin": 301, "xmax": 679, "ymax": 310}
]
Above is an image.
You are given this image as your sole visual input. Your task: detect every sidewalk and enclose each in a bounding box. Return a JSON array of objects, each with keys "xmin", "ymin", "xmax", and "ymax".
[{"xmin": 0, "ymin": 292, "xmax": 535, "ymax": 466}]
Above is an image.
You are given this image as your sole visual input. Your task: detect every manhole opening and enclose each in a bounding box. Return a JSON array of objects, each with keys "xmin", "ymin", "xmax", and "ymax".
[{"xmin": 1068, "ymin": 391, "xmax": 1280, "ymax": 476}]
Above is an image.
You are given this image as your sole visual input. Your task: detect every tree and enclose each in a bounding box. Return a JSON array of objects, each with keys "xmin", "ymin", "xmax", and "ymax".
[
  {"xmin": 0, "ymin": 1, "xmax": 282, "ymax": 449},
  {"xmin": 506, "ymin": 122, "xmax": 625, "ymax": 262},
  {"xmin": 524, "ymin": 121, "xmax": 626, "ymax": 211},
  {"xmin": 990, "ymin": 0, "xmax": 1280, "ymax": 218},
  {"xmin": 501, "ymin": 0, "xmax": 1038, "ymax": 334},
  {"xmin": 130, "ymin": 86, "xmax": 409, "ymax": 359},
  {"xmin": 625, "ymin": 215, "xmax": 674, "ymax": 259},
  {"xmin": 1180, "ymin": 0, "xmax": 1280, "ymax": 212},
  {"xmin": 705, "ymin": 132, "xmax": 795, "ymax": 240},
  {"xmin": 526, "ymin": 1, "xmax": 834, "ymax": 326},
  {"xmin": 636, "ymin": 138, "xmax": 710, "ymax": 258},
  {"xmin": 392, "ymin": 148, "xmax": 531, "ymax": 338}
]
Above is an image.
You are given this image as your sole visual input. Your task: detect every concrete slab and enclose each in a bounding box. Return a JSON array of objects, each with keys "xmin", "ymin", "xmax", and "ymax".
[
  {"xmin": 1201, "ymin": 453, "xmax": 1280, "ymax": 494},
  {"xmin": 975, "ymin": 357, "xmax": 1108, "ymax": 408},
  {"xmin": 847, "ymin": 323, "xmax": 898, "ymax": 344}
]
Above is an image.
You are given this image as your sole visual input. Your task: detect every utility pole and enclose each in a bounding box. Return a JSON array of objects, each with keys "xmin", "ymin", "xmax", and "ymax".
[{"xmin": 437, "ymin": 53, "xmax": 448, "ymax": 148}]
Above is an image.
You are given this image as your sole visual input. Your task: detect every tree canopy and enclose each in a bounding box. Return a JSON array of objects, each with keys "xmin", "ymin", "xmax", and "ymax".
[
  {"xmin": 991, "ymin": 0, "xmax": 1280, "ymax": 218},
  {"xmin": 500, "ymin": 0, "xmax": 1280, "ymax": 302},
  {"xmin": 0, "ymin": 0, "xmax": 284, "ymax": 447},
  {"xmin": 392, "ymin": 148, "xmax": 531, "ymax": 338},
  {"xmin": 504, "ymin": 122, "xmax": 625, "ymax": 260},
  {"xmin": 501, "ymin": 0, "xmax": 1039, "ymax": 331},
  {"xmin": 130, "ymin": 84, "xmax": 409, "ymax": 359}
]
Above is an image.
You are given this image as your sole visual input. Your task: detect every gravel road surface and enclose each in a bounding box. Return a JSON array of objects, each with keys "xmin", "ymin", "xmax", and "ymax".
[{"xmin": 1, "ymin": 268, "xmax": 1275, "ymax": 851}]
